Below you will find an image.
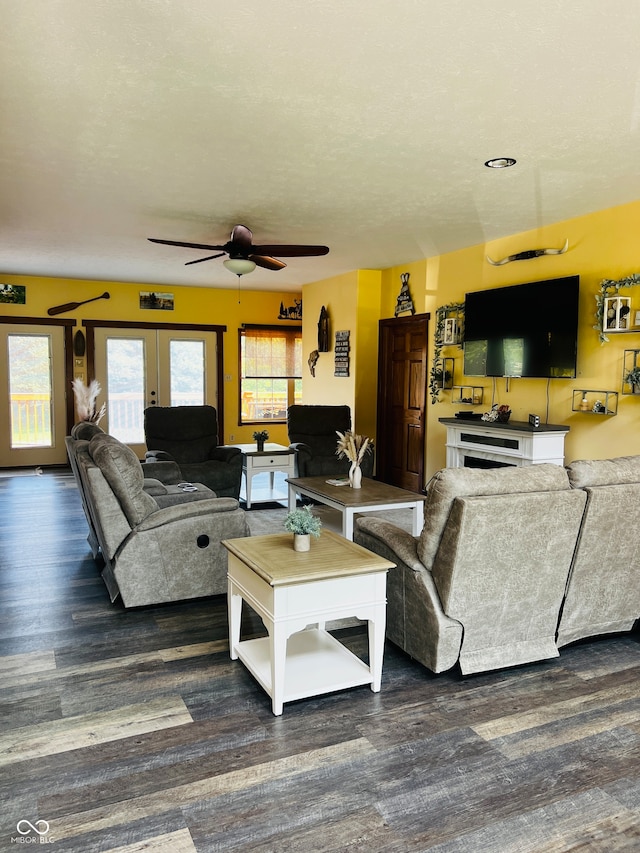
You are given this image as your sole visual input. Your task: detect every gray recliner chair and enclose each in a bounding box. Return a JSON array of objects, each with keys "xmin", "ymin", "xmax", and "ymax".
[
  {"xmin": 354, "ymin": 464, "xmax": 587, "ymax": 675},
  {"xmin": 143, "ymin": 405, "xmax": 243, "ymax": 499},
  {"xmin": 557, "ymin": 455, "xmax": 640, "ymax": 647},
  {"xmin": 72, "ymin": 430, "xmax": 250, "ymax": 607},
  {"xmin": 287, "ymin": 404, "xmax": 374, "ymax": 478}
]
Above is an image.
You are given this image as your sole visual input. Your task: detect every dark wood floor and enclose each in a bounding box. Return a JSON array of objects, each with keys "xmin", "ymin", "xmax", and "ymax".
[{"xmin": 1, "ymin": 470, "xmax": 639, "ymax": 852}]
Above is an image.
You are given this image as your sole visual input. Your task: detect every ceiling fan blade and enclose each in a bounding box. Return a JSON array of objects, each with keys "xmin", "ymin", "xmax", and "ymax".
[
  {"xmin": 251, "ymin": 255, "xmax": 287, "ymax": 271},
  {"xmin": 184, "ymin": 252, "xmax": 226, "ymax": 265},
  {"xmin": 251, "ymin": 244, "xmax": 330, "ymax": 257},
  {"xmin": 148, "ymin": 237, "xmax": 227, "ymax": 251}
]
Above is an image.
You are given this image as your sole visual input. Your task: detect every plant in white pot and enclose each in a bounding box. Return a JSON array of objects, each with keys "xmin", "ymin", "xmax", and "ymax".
[{"xmin": 283, "ymin": 505, "xmax": 322, "ymax": 552}]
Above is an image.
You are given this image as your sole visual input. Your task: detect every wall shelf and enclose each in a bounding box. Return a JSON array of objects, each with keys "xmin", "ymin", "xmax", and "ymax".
[
  {"xmin": 571, "ymin": 390, "xmax": 618, "ymax": 415},
  {"xmin": 622, "ymin": 349, "xmax": 640, "ymax": 395},
  {"xmin": 452, "ymin": 385, "xmax": 483, "ymax": 406}
]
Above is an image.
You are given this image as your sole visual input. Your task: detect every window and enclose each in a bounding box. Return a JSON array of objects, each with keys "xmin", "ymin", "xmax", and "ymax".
[{"xmin": 239, "ymin": 325, "xmax": 302, "ymax": 424}]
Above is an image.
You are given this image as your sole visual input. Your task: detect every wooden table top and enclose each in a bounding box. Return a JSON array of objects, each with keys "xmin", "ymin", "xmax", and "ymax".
[
  {"xmin": 222, "ymin": 529, "xmax": 395, "ymax": 586},
  {"xmin": 285, "ymin": 476, "xmax": 427, "ymax": 508}
]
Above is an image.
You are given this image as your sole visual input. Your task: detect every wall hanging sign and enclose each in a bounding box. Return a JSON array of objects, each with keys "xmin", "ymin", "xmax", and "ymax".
[
  {"xmin": 278, "ymin": 299, "xmax": 302, "ymax": 320},
  {"xmin": 394, "ymin": 272, "xmax": 415, "ymax": 316},
  {"xmin": 334, "ymin": 330, "xmax": 350, "ymax": 377},
  {"xmin": 140, "ymin": 291, "xmax": 174, "ymax": 310}
]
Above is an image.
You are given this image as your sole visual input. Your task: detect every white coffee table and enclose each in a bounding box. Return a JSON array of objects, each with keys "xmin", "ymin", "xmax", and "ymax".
[
  {"xmin": 232, "ymin": 443, "xmax": 296, "ymax": 508},
  {"xmin": 223, "ymin": 530, "xmax": 395, "ymax": 715},
  {"xmin": 286, "ymin": 476, "xmax": 426, "ymax": 540}
]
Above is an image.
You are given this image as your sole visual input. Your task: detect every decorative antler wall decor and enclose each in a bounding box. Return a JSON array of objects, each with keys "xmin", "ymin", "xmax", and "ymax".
[{"xmin": 486, "ymin": 239, "xmax": 569, "ymax": 266}]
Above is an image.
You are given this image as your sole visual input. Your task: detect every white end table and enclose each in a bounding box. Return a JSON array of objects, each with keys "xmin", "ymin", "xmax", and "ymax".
[
  {"xmin": 223, "ymin": 530, "xmax": 395, "ymax": 715},
  {"xmin": 231, "ymin": 443, "xmax": 296, "ymax": 508}
]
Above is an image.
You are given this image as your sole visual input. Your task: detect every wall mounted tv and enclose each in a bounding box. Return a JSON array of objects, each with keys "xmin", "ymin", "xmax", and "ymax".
[{"xmin": 463, "ymin": 275, "xmax": 579, "ymax": 379}]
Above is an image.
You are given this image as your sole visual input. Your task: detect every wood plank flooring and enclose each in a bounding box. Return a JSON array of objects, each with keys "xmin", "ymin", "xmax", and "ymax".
[{"xmin": 1, "ymin": 469, "xmax": 639, "ymax": 852}]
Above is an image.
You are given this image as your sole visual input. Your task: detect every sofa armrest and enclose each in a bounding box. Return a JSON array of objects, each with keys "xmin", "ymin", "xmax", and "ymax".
[
  {"xmin": 135, "ymin": 497, "xmax": 241, "ymax": 531},
  {"xmin": 145, "ymin": 449, "xmax": 176, "ymax": 462},
  {"xmin": 141, "ymin": 459, "xmax": 183, "ymax": 484},
  {"xmin": 142, "ymin": 477, "xmax": 169, "ymax": 496},
  {"xmin": 355, "ymin": 517, "xmax": 424, "ymax": 572},
  {"xmin": 210, "ymin": 446, "xmax": 242, "ymax": 464}
]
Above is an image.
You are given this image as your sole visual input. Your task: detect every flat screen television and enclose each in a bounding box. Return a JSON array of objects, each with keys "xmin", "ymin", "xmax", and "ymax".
[{"xmin": 463, "ymin": 275, "xmax": 579, "ymax": 378}]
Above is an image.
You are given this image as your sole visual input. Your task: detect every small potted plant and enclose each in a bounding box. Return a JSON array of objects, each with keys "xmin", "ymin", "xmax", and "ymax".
[
  {"xmin": 252, "ymin": 429, "xmax": 269, "ymax": 451},
  {"xmin": 283, "ymin": 505, "xmax": 322, "ymax": 552},
  {"xmin": 625, "ymin": 366, "xmax": 640, "ymax": 394}
]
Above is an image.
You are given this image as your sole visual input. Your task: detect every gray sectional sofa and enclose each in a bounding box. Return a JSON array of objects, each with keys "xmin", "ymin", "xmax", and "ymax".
[
  {"xmin": 66, "ymin": 423, "xmax": 250, "ymax": 607},
  {"xmin": 354, "ymin": 457, "xmax": 640, "ymax": 676}
]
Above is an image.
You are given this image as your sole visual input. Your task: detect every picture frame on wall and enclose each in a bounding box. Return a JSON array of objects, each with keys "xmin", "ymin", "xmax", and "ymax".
[
  {"xmin": 140, "ymin": 291, "xmax": 174, "ymax": 310},
  {"xmin": 0, "ymin": 283, "xmax": 26, "ymax": 304},
  {"xmin": 443, "ymin": 317, "xmax": 459, "ymax": 345}
]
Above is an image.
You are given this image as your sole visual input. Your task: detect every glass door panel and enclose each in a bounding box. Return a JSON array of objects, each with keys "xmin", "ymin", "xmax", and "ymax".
[
  {"xmin": 94, "ymin": 328, "xmax": 217, "ymax": 457},
  {"xmin": 169, "ymin": 339, "xmax": 205, "ymax": 406},
  {"xmin": 94, "ymin": 329, "xmax": 157, "ymax": 459},
  {"xmin": 0, "ymin": 325, "xmax": 67, "ymax": 467}
]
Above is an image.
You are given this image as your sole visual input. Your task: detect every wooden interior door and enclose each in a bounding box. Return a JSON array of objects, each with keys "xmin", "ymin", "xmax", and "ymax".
[{"xmin": 376, "ymin": 314, "xmax": 429, "ymax": 492}]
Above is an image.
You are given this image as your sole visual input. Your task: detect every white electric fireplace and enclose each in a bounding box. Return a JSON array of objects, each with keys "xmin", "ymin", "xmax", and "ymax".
[{"xmin": 439, "ymin": 417, "xmax": 569, "ymax": 468}]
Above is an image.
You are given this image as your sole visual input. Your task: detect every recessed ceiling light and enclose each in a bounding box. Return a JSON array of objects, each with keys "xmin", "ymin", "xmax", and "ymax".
[{"xmin": 484, "ymin": 157, "xmax": 517, "ymax": 169}]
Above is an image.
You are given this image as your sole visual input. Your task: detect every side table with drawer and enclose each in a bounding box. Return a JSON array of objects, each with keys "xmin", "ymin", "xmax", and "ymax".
[{"xmin": 231, "ymin": 443, "xmax": 296, "ymax": 508}]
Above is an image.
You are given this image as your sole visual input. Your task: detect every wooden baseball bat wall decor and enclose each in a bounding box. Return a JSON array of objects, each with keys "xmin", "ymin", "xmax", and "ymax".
[{"xmin": 47, "ymin": 291, "xmax": 110, "ymax": 316}]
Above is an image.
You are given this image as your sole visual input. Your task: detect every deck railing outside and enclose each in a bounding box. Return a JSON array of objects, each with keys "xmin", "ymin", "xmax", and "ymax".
[{"xmin": 10, "ymin": 394, "xmax": 52, "ymax": 446}]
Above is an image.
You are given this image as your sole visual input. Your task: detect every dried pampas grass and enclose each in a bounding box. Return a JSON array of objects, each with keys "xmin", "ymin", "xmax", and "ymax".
[
  {"xmin": 72, "ymin": 378, "xmax": 106, "ymax": 424},
  {"xmin": 335, "ymin": 430, "xmax": 373, "ymax": 465}
]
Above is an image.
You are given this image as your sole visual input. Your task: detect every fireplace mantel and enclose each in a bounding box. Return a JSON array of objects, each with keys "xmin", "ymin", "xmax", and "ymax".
[{"xmin": 439, "ymin": 417, "xmax": 569, "ymax": 468}]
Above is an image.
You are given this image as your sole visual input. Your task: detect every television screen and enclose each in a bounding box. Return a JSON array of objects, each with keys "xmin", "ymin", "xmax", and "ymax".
[{"xmin": 463, "ymin": 275, "xmax": 579, "ymax": 378}]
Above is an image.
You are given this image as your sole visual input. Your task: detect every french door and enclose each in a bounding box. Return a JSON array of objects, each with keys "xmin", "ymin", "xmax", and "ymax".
[
  {"xmin": 93, "ymin": 328, "xmax": 218, "ymax": 458},
  {"xmin": 0, "ymin": 323, "xmax": 69, "ymax": 467}
]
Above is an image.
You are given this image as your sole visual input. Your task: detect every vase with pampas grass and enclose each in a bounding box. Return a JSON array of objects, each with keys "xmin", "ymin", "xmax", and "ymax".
[
  {"xmin": 335, "ymin": 430, "xmax": 372, "ymax": 489},
  {"xmin": 72, "ymin": 378, "xmax": 106, "ymax": 424}
]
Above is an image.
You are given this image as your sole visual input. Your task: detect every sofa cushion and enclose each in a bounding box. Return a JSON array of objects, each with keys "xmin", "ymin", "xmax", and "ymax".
[
  {"xmin": 417, "ymin": 463, "xmax": 572, "ymax": 568},
  {"xmin": 89, "ymin": 434, "xmax": 158, "ymax": 527},
  {"xmin": 567, "ymin": 455, "xmax": 640, "ymax": 488}
]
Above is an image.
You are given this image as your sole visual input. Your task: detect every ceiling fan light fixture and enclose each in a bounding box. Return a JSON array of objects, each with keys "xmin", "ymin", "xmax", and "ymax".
[
  {"xmin": 484, "ymin": 157, "xmax": 517, "ymax": 169},
  {"xmin": 223, "ymin": 258, "xmax": 256, "ymax": 276}
]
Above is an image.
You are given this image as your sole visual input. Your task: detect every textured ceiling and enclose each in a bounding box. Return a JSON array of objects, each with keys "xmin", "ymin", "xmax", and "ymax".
[{"xmin": 2, "ymin": 0, "xmax": 640, "ymax": 292}]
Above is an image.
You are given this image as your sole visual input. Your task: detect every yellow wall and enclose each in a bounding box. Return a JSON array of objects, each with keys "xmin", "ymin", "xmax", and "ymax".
[
  {"xmin": 301, "ymin": 269, "xmax": 381, "ymax": 438},
  {"xmin": 301, "ymin": 271, "xmax": 358, "ymax": 407},
  {"xmin": 0, "ymin": 273, "xmax": 300, "ymax": 446},
  {"xmin": 299, "ymin": 200, "xmax": 640, "ymax": 483},
  {"xmin": 423, "ymin": 200, "xmax": 640, "ymax": 477}
]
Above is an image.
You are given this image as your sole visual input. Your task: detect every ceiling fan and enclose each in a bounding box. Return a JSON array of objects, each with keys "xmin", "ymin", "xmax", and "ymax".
[{"xmin": 148, "ymin": 224, "xmax": 329, "ymax": 275}]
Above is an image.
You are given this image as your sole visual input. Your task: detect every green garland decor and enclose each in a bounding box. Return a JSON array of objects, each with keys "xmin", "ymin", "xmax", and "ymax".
[
  {"xmin": 430, "ymin": 302, "xmax": 464, "ymax": 404},
  {"xmin": 595, "ymin": 273, "xmax": 640, "ymax": 343}
]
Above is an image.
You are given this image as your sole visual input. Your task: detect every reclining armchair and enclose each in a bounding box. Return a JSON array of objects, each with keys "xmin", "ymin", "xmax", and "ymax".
[
  {"xmin": 354, "ymin": 464, "xmax": 586, "ymax": 675},
  {"xmin": 287, "ymin": 404, "xmax": 374, "ymax": 478},
  {"xmin": 143, "ymin": 405, "xmax": 243, "ymax": 499},
  {"xmin": 72, "ymin": 430, "xmax": 250, "ymax": 607},
  {"xmin": 557, "ymin": 455, "xmax": 640, "ymax": 647}
]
